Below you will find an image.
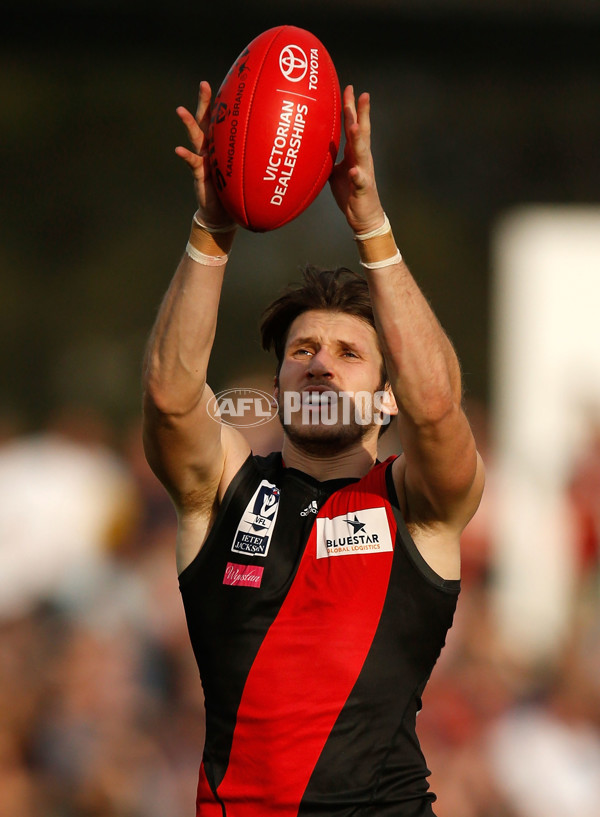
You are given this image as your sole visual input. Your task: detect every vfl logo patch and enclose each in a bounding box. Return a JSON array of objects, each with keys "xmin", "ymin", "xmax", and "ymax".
[
  {"xmin": 232, "ymin": 480, "xmax": 281, "ymax": 557},
  {"xmin": 316, "ymin": 507, "xmax": 393, "ymax": 559},
  {"xmin": 223, "ymin": 562, "xmax": 264, "ymax": 588}
]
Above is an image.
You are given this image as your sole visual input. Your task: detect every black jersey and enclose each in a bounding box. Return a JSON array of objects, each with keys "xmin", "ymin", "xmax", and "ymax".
[{"xmin": 179, "ymin": 452, "xmax": 460, "ymax": 817}]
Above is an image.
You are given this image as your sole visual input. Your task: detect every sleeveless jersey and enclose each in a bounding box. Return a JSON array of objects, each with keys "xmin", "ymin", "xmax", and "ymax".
[{"xmin": 179, "ymin": 453, "xmax": 460, "ymax": 817}]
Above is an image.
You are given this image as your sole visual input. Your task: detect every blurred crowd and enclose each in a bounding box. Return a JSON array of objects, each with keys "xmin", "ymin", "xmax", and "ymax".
[{"xmin": 0, "ymin": 399, "xmax": 598, "ymax": 817}]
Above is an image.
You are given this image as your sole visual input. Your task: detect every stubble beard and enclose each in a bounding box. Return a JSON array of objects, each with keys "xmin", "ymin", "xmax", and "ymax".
[{"xmin": 278, "ymin": 407, "xmax": 374, "ymax": 457}]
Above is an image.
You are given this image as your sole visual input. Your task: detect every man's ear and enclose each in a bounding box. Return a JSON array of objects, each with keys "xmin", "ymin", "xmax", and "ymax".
[
  {"xmin": 378, "ymin": 382, "xmax": 398, "ymax": 418},
  {"xmin": 273, "ymin": 374, "xmax": 279, "ymax": 404}
]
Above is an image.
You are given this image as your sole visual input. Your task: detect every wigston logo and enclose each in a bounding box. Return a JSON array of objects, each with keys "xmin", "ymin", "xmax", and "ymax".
[
  {"xmin": 223, "ymin": 562, "xmax": 264, "ymax": 588},
  {"xmin": 232, "ymin": 480, "xmax": 281, "ymax": 557},
  {"xmin": 279, "ymin": 44, "xmax": 308, "ymax": 82},
  {"xmin": 207, "ymin": 388, "xmax": 278, "ymax": 428},
  {"xmin": 316, "ymin": 507, "xmax": 393, "ymax": 559}
]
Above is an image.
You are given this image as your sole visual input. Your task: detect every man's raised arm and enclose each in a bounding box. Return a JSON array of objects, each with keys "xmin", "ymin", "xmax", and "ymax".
[
  {"xmin": 142, "ymin": 82, "xmax": 250, "ymax": 523},
  {"xmin": 329, "ymin": 86, "xmax": 484, "ymax": 573}
]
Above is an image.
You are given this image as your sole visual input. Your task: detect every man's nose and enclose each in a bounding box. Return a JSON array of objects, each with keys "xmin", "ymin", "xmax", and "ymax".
[{"xmin": 307, "ymin": 349, "xmax": 334, "ymax": 378}]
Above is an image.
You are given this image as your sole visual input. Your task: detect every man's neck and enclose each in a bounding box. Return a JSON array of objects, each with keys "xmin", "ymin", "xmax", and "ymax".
[{"xmin": 280, "ymin": 436, "xmax": 377, "ymax": 482}]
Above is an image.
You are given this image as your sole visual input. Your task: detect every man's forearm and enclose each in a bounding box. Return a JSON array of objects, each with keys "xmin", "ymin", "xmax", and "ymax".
[
  {"xmin": 354, "ymin": 216, "xmax": 462, "ymax": 426},
  {"xmin": 366, "ymin": 260, "xmax": 462, "ymax": 426},
  {"xmin": 143, "ymin": 215, "xmax": 236, "ymax": 416}
]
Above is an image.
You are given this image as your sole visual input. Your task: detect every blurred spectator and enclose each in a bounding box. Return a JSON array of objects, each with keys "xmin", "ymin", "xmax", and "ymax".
[
  {"xmin": 460, "ymin": 398, "xmax": 496, "ymax": 585},
  {"xmin": 567, "ymin": 417, "xmax": 600, "ymax": 581},
  {"xmin": 0, "ymin": 426, "xmax": 139, "ymax": 620},
  {"xmin": 0, "ymin": 409, "xmax": 199, "ymax": 815},
  {"xmin": 487, "ymin": 617, "xmax": 600, "ymax": 817},
  {"xmin": 418, "ymin": 584, "xmax": 525, "ymax": 817}
]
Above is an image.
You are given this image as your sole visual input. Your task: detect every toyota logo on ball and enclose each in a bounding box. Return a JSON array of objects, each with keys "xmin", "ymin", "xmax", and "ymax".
[{"xmin": 279, "ymin": 45, "xmax": 308, "ymax": 82}]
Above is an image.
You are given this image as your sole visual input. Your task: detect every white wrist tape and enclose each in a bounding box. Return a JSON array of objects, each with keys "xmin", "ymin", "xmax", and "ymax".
[
  {"xmin": 193, "ymin": 211, "xmax": 237, "ymax": 234},
  {"xmin": 185, "ymin": 242, "xmax": 229, "ymax": 267},
  {"xmin": 353, "ymin": 213, "xmax": 391, "ymax": 241},
  {"xmin": 186, "ymin": 209, "xmax": 237, "ymax": 266},
  {"xmin": 360, "ymin": 249, "xmax": 403, "ymax": 269},
  {"xmin": 353, "ymin": 212, "xmax": 402, "ymax": 268}
]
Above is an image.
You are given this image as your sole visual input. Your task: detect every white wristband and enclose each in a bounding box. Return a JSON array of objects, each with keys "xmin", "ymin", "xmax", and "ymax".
[
  {"xmin": 185, "ymin": 241, "xmax": 229, "ymax": 267},
  {"xmin": 353, "ymin": 212, "xmax": 402, "ymax": 268},
  {"xmin": 353, "ymin": 213, "xmax": 391, "ymax": 241},
  {"xmin": 360, "ymin": 249, "xmax": 403, "ymax": 269},
  {"xmin": 193, "ymin": 211, "xmax": 237, "ymax": 234}
]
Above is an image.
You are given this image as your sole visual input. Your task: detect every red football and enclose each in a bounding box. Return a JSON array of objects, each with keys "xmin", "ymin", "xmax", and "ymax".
[{"xmin": 208, "ymin": 25, "xmax": 341, "ymax": 232}]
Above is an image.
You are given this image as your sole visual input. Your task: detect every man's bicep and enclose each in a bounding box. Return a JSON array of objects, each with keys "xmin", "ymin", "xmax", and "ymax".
[
  {"xmin": 143, "ymin": 384, "xmax": 250, "ymax": 509},
  {"xmin": 393, "ymin": 407, "xmax": 484, "ymax": 529}
]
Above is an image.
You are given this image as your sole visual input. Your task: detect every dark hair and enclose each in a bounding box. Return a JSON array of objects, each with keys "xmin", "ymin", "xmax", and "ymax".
[{"xmin": 260, "ymin": 265, "xmax": 379, "ymax": 372}]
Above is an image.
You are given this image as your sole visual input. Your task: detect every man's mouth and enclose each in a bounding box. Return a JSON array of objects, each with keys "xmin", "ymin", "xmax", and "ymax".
[{"xmin": 301, "ymin": 386, "xmax": 337, "ymax": 406}]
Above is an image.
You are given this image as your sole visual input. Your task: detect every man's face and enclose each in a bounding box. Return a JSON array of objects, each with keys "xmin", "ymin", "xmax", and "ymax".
[{"xmin": 274, "ymin": 309, "xmax": 395, "ymax": 453}]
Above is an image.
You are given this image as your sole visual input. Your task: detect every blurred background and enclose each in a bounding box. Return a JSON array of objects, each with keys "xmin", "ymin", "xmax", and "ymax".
[{"xmin": 1, "ymin": 1, "xmax": 599, "ymax": 815}]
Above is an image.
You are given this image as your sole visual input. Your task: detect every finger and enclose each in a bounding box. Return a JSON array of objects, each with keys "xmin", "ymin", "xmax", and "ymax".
[
  {"xmin": 342, "ymin": 88, "xmax": 372, "ymax": 162},
  {"xmin": 174, "ymin": 145, "xmax": 206, "ymax": 176},
  {"xmin": 355, "ymin": 92, "xmax": 372, "ymax": 147},
  {"xmin": 343, "ymin": 84, "xmax": 356, "ymax": 111},
  {"xmin": 176, "ymin": 105, "xmax": 206, "ymax": 155},
  {"xmin": 344, "ymin": 119, "xmax": 370, "ymax": 169},
  {"xmin": 342, "ymin": 84, "xmax": 357, "ymax": 131},
  {"xmin": 346, "ymin": 91, "xmax": 373, "ymax": 166},
  {"xmin": 195, "ymin": 80, "xmax": 213, "ymax": 129}
]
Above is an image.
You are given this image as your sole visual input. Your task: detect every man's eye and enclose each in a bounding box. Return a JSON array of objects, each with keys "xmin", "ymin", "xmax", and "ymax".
[
  {"xmin": 295, "ymin": 348, "xmax": 312, "ymax": 356},
  {"xmin": 342, "ymin": 350, "xmax": 358, "ymax": 358}
]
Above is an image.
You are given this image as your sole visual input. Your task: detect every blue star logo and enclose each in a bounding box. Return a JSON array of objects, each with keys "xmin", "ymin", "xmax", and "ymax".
[{"xmin": 345, "ymin": 514, "xmax": 366, "ymax": 534}]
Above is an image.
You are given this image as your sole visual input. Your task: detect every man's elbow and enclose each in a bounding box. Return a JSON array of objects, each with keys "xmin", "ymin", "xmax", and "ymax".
[
  {"xmin": 406, "ymin": 385, "xmax": 461, "ymax": 429},
  {"xmin": 143, "ymin": 373, "xmax": 206, "ymax": 420}
]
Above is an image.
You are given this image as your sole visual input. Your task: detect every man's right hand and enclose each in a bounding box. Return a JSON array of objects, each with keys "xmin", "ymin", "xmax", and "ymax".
[
  {"xmin": 175, "ymin": 80, "xmax": 235, "ymax": 230},
  {"xmin": 329, "ymin": 85, "xmax": 385, "ymax": 237}
]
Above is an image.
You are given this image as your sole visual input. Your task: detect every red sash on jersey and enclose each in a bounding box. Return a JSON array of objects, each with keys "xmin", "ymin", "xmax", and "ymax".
[{"xmin": 197, "ymin": 461, "xmax": 397, "ymax": 816}]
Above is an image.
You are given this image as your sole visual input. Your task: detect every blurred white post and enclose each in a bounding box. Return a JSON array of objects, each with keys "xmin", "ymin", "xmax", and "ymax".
[{"xmin": 491, "ymin": 206, "xmax": 600, "ymax": 665}]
